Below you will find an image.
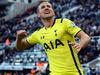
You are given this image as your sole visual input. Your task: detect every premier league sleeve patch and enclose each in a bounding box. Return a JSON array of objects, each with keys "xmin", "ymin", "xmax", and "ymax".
[{"xmin": 71, "ymin": 22, "xmax": 77, "ymax": 27}]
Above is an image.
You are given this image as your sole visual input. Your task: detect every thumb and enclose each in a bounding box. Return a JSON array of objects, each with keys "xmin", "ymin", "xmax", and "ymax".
[{"xmin": 68, "ymin": 42, "xmax": 76, "ymax": 46}]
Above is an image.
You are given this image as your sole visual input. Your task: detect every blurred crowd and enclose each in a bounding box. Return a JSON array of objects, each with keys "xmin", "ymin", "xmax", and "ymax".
[{"xmin": 0, "ymin": 0, "xmax": 100, "ymax": 75}]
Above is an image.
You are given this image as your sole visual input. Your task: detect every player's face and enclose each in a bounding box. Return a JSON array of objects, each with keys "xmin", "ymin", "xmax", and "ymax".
[{"xmin": 37, "ymin": 2, "xmax": 55, "ymax": 19}]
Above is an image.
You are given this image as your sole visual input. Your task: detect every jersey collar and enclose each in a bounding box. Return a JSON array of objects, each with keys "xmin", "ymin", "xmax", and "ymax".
[{"xmin": 44, "ymin": 18, "xmax": 56, "ymax": 30}]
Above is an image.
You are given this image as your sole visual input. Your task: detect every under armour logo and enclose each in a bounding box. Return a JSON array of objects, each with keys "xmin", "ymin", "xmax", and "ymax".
[
  {"xmin": 41, "ymin": 36, "xmax": 45, "ymax": 39},
  {"xmin": 54, "ymin": 30, "xmax": 57, "ymax": 36}
]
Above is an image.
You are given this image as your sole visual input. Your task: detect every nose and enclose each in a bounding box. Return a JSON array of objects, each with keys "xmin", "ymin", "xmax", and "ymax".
[{"xmin": 44, "ymin": 6, "xmax": 49, "ymax": 9}]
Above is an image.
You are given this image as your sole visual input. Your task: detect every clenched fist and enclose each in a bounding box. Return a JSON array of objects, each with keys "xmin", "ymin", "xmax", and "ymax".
[{"xmin": 16, "ymin": 30, "xmax": 28, "ymax": 39}]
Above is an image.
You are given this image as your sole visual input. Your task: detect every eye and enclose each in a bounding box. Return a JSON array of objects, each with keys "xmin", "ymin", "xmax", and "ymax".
[
  {"xmin": 41, "ymin": 6, "xmax": 45, "ymax": 9},
  {"xmin": 47, "ymin": 5, "xmax": 51, "ymax": 8}
]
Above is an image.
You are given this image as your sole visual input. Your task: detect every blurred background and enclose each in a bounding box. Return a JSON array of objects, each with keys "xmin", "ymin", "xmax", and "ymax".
[{"xmin": 0, "ymin": 0, "xmax": 100, "ymax": 75}]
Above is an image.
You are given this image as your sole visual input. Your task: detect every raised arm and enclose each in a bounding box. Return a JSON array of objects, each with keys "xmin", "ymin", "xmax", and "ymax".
[{"xmin": 16, "ymin": 30, "xmax": 30, "ymax": 50}]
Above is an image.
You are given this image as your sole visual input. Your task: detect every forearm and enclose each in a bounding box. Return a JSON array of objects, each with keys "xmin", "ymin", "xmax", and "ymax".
[
  {"xmin": 74, "ymin": 31, "xmax": 91, "ymax": 52},
  {"xmin": 16, "ymin": 38, "xmax": 25, "ymax": 50},
  {"xmin": 79, "ymin": 34, "xmax": 91, "ymax": 49},
  {"xmin": 16, "ymin": 30, "xmax": 29, "ymax": 50},
  {"xmin": 16, "ymin": 36, "xmax": 29, "ymax": 50}
]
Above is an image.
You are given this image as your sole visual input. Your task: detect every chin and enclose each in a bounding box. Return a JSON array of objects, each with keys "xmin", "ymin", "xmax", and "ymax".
[
  {"xmin": 44, "ymin": 16, "xmax": 53, "ymax": 19},
  {"xmin": 44, "ymin": 15, "xmax": 54, "ymax": 18}
]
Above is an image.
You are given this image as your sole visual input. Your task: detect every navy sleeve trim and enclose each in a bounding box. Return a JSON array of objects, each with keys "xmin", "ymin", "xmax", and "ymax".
[
  {"xmin": 26, "ymin": 38, "xmax": 31, "ymax": 46},
  {"xmin": 61, "ymin": 18, "xmax": 63, "ymax": 23},
  {"xmin": 74, "ymin": 30, "xmax": 82, "ymax": 37}
]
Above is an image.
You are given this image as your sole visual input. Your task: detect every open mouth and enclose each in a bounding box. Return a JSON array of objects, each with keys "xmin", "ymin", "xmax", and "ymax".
[
  {"xmin": 44, "ymin": 12, "xmax": 50, "ymax": 14},
  {"xmin": 44, "ymin": 10, "xmax": 50, "ymax": 14}
]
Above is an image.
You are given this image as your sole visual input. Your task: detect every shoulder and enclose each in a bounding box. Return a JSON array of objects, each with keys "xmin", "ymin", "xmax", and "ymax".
[
  {"xmin": 62, "ymin": 18, "xmax": 72, "ymax": 23},
  {"xmin": 32, "ymin": 27, "xmax": 45, "ymax": 35},
  {"xmin": 34, "ymin": 26, "xmax": 43, "ymax": 32},
  {"xmin": 55, "ymin": 18, "xmax": 72, "ymax": 24}
]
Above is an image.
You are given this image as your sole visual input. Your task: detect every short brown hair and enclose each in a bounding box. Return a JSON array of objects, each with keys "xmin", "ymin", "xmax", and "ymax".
[
  {"xmin": 38, "ymin": 0, "xmax": 48, "ymax": 5},
  {"xmin": 37, "ymin": 0, "xmax": 49, "ymax": 13}
]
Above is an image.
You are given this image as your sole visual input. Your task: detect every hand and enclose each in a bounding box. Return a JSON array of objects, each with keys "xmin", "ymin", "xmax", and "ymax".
[
  {"xmin": 16, "ymin": 30, "xmax": 28, "ymax": 39},
  {"xmin": 68, "ymin": 42, "xmax": 82, "ymax": 53}
]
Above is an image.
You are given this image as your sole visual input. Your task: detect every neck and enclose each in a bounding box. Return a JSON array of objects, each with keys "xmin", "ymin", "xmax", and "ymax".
[{"xmin": 41, "ymin": 17, "xmax": 55, "ymax": 28}]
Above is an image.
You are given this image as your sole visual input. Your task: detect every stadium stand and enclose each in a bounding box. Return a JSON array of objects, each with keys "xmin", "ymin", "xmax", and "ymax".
[{"xmin": 0, "ymin": 0, "xmax": 100, "ymax": 75}]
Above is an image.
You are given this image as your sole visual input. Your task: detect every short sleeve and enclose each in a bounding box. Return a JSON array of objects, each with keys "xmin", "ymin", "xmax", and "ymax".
[
  {"xmin": 27, "ymin": 31, "xmax": 38, "ymax": 45},
  {"xmin": 63, "ymin": 19, "xmax": 81, "ymax": 36}
]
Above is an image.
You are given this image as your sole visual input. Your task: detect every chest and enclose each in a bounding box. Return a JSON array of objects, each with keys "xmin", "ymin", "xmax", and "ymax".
[{"xmin": 39, "ymin": 25, "xmax": 66, "ymax": 44}]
